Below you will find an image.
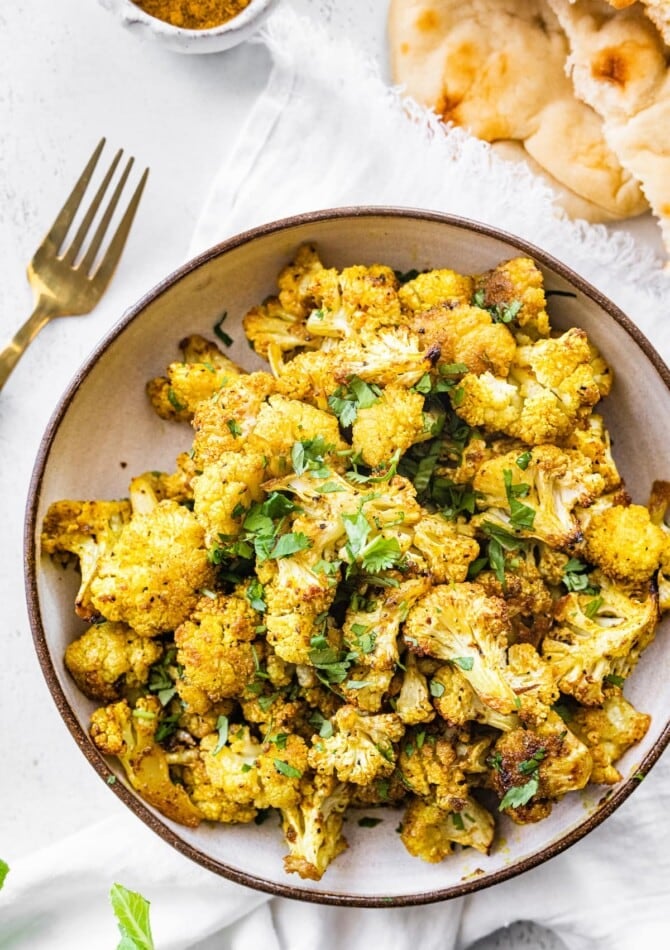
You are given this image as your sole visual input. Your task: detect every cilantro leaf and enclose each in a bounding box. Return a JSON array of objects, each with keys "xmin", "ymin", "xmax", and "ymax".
[
  {"xmin": 212, "ymin": 715, "xmax": 229, "ymax": 755},
  {"xmin": 269, "ymin": 532, "xmax": 312, "ymax": 560},
  {"xmin": 358, "ymin": 816, "xmax": 384, "ymax": 828},
  {"xmin": 245, "ymin": 578, "xmax": 266, "ymax": 612},
  {"xmin": 110, "ymin": 883, "xmax": 155, "ymax": 950},
  {"xmin": 213, "ymin": 311, "xmax": 233, "ymax": 347},
  {"xmin": 430, "ymin": 680, "xmax": 445, "ymax": 698},
  {"xmin": 274, "ymin": 759, "xmax": 302, "ymax": 779},
  {"xmin": 0, "ymin": 860, "xmax": 8, "ymax": 891},
  {"xmin": 451, "ymin": 656, "xmax": 474, "ymax": 671},
  {"xmin": 327, "ymin": 376, "xmax": 381, "ymax": 427},
  {"xmin": 360, "ymin": 536, "xmax": 403, "ymax": 573},
  {"xmin": 499, "ymin": 775, "xmax": 539, "ymax": 811}
]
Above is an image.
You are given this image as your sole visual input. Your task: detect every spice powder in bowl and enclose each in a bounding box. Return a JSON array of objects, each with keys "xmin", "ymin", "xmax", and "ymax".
[{"xmin": 131, "ymin": 0, "xmax": 252, "ymax": 30}]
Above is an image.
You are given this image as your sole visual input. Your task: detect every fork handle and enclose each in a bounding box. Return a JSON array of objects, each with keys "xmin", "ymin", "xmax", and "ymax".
[{"xmin": 0, "ymin": 300, "xmax": 56, "ymax": 393}]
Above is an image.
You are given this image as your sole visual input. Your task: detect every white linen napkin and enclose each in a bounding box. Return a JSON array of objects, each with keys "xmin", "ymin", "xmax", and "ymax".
[{"xmin": 4, "ymin": 6, "xmax": 670, "ymax": 949}]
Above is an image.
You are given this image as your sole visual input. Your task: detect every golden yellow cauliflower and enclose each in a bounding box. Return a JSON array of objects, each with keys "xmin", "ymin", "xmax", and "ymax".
[
  {"xmin": 192, "ymin": 451, "xmax": 268, "ymax": 547},
  {"xmin": 145, "ymin": 334, "xmax": 245, "ymax": 422},
  {"xmin": 90, "ymin": 697, "xmax": 203, "ymax": 827},
  {"xmin": 175, "ymin": 588, "xmax": 259, "ymax": 701},
  {"xmin": 90, "ymin": 500, "xmax": 215, "ymax": 637},
  {"xmin": 583, "ymin": 504, "xmax": 666, "ymax": 586},
  {"xmin": 191, "ymin": 371, "xmax": 276, "ymax": 469},
  {"xmin": 64, "ymin": 621, "xmax": 162, "ymax": 701},
  {"xmin": 351, "ymin": 384, "xmax": 427, "ymax": 468},
  {"xmin": 473, "ymin": 257, "xmax": 550, "ymax": 340},
  {"xmin": 569, "ymin": 693, "xmax": 651, "ymax": 785}
]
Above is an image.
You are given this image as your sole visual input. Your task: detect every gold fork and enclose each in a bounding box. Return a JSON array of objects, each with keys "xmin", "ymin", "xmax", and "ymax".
[{"xmin": 0, "ymin": 139, "xmax": 149, "ymax": 392}]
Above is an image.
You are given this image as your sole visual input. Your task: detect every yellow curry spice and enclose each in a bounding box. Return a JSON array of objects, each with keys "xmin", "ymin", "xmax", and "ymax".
[{"xmin": 132, "ymin": 0, "xmax": 252, "ymax": 30}]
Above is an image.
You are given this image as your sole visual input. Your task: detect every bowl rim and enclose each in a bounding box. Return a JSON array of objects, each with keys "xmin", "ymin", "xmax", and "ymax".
[
  {"xmin": 113, "ymin": 0, "xmax": 275, "ymax": 37},
  {"xmin": 24, "ymin": 205, "xmax": 670, "ymax": 906}
]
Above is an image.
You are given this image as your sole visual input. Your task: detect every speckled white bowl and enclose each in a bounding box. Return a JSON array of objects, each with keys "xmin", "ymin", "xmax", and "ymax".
[
  {"xmin": 25, "ymin": 208, "xmax": 670, "ymax": 905},
  {"xmin": 98, "ymin": 0, "xmax": 276, "ymax": 54}
]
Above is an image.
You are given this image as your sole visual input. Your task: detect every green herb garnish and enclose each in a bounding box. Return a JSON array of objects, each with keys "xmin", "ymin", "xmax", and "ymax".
[{"xmin": 110, "ymin": 883, "xmax": 155, "ymax": 950}]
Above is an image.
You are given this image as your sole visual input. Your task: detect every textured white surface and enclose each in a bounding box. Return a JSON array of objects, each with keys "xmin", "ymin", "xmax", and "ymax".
[{"xmin": 0, "ymin": 2, "xmax": 665, "ymax": 948}]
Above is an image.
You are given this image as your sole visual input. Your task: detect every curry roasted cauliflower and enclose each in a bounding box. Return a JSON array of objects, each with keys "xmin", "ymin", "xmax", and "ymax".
[{"xmin": 43, "ymin": 244, "xmax": 665, "ymax": 882}]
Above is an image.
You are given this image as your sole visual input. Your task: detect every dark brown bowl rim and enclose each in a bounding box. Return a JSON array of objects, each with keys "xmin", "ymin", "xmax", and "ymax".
[{"xmin": 24, "ymin": 205, "xmax": 670, "ymax": 907}]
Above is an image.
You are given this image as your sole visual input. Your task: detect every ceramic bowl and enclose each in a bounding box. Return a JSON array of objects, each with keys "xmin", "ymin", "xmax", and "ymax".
[
  {"xmin": 97, "ymin": 0, "xmax": 276, "ymax": 54},
  {"xmin": 25, "ymin": 208, "xmax": 670, "ymax": 906}
]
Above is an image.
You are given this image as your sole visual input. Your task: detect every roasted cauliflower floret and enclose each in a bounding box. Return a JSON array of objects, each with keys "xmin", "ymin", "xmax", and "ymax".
[
  {"xmin": 562, "ymin": 414, "xmax": 622, "ymax": 492},
  {"xmin": 304, "ymin": 263, "xmax": 406, "ymax": 341},
  {"xmin": 456, "ymin": 329, "xmax": 610, "ymax": 444},
  {"xmin": 405, "ymin": 583, "xmax": 518, "ymax": 714},
  {"xmin": 174, "ymin": 589, "xmax": 260, "ymax": 701},
  {"xmin": 200, "ymin": 725, "xmax": 308, "ymax": 811},
  {"xmin": 248, "ymin": 394, "xmax": 349, "ymax": 473},
  {"xmin": 490, "ymin": 711, "xmax": 592, "ymax": 823},
  {"xmin": 41, "ymin": 499, "xmax": 132, "ymax": 621},
  {"xmin": 243, "ymin": 296, "xmax": 318, "ymax": 369},
  {"xmin": 145, "ymin": 334, "xmax": 245, "ymax": 422},
  {"xmin": 398, "ymin": 268, "xmax": 473, "ymax": 312},
  {"xmin": 397, "ymin": 727, "xmax": 483, "ymax": 812},
  {"xmin": 308, "ymin": 705, "xmax": 404, "ymax": 785},
  {"xmin": 128, "ymin": 454, "xmax": 197, "ymax": 513},
  {"xmin": 276, "ymin": 242, "xmax": 330, "ymax": 318},
  {"xmin": 583, "ymin": 504, "xmax": 666, "ymax": 586},
  {"xmin": 351, "ymin": 385, "xmax": 427, "ymax": 468},
  {"xmin": 411, "ymin": 513, "xmax": 480, "ymax": 583},
  {"xmin": 400, "ymin": 796, "xmax": 495, "ymax": 863},
  {"xmin": 569, "ymin": 693, "xmax": 651, "ymax": 785},
  {"xmin": 409, "ymin": 303, "xmax": 517, "ymax": 378},
  {"xmin": 542, "ymin": 572, "xmax": 659, "ymax": 706},
  {"xmin": 280, "ymin": 773, "xmax": 350, "ymax": 881},
  {"xmin": 191, "ymin": 371, "xmax": 276, "ymax": 468},
  {"xmin": 90, "ymin": 697, "xmax": 203, "ymax": 826},
  {"xmin": 89, "ymin": 499, "xmax": 215, "ymax": 637},
  {"xmin": 343, "ymin": 575, "xmax": 431, "ymax": 673},
  {"xmin": 64, "ymin": 621, "xmax": 162, "ymax": 702},
  {"xmin": 395, "ymin": 652, "xmax": 436, "ymax": 726},
  {"xmin": 472, "ymin": 257, "xmax": 550, "ymax": 340},
  {"xmin": 274, "ymin": 327, "xmax": 440, "ymax": 405},
  {"xmin": 473, "ymin": 445, "xmax": 605, "ymax": 550},
  {"xmin": 192, "ymin": 451, "xmax": 268, "ymax": 547},
  {"xmin": 430, "ymin": 664, "xmax": 518, "ymax": 732}
]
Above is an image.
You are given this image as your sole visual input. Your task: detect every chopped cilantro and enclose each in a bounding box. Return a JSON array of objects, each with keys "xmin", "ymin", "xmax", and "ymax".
[
  {"xmin": 499, "ymin": 774, "xmax": 539, "ymax": 811},
  {"xmin": 515, "ymin": 451, "xmax": 532, "ymax": 470},
  {"xmin": 358, "ymin": 816, "xmax": 384, "ymax": 828},
  {"xmin": 328, "ymin": 376, "xmax": 381, "ymax": 427},
  {"xmin": 585, "ymin": 595, "xmax": 604, "ymax": 619},
  {"xmin": 245, "ymin": 578, "xmax": 266, "ymax": 613},
  {"xmin": 451, "ymin": 812, "xmax": 465, "ymax": 831},
  {"xmin": 213, "ymin": 311, "xmax": 233, "ymax": 346},
  {"xmin": 226, "ymin": 418, "xmax": 242, "ymax": 438},
  {"xmin": 167, "ymin": 387, "xmax": 186, "ymax": 412},
  {"xmin": 212, "ymin": 715, "xmax": 229, "ymax": 754},
  {"xmin": 429, "ymin": 680, "xmax": 445, "ymax": 698},
  {"xmin": 274, "ymin": 759, "xmax": 302, "ymax": 779},
  {"xmin": 604, "ymin": 673, "xmax": 625, "ymax": 688},
  {"xmin": 562, "ymin": 558, "xmax": 599, "ymax": 595},
  {"xmin": 451, "ymin": 656, "xmax": 474, "ymax": 672}
]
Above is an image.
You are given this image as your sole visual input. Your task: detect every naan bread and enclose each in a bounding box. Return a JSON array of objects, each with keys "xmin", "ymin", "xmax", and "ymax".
[
  {"xmin": 549, "ymin": 0, "xmax": 670, "ymax": 256},
  {"xmin": 492, "ymin": 141, "xmax": 633, "ymax": 222},
  {"xmin": 388, "ymin": 0, "xmax": 647, "ymax": 221},
  {"xmin": 604, "ymin": 0, "xmax": 670, "ymax": 44}
]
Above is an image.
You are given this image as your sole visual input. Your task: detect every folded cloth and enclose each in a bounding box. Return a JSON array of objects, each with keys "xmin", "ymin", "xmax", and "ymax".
[{"xmin": 4, "ymin": 6, "xmax": 670, "ymax": 950}]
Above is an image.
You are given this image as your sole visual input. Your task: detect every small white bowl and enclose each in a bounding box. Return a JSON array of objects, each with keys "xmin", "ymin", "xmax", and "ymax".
[{"xmin": 98, "ymin": 0, "xmax": 277, "ymax": 54}]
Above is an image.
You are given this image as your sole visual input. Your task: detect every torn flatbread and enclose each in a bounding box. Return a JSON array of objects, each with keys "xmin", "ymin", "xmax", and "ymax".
[
  {"xmin": 388, "ymin": 0, "xmax": 647, "ymax": 221},
  {"xmin": 549, "ymin": 0, "xmax": 670, "ymax": 256}
]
